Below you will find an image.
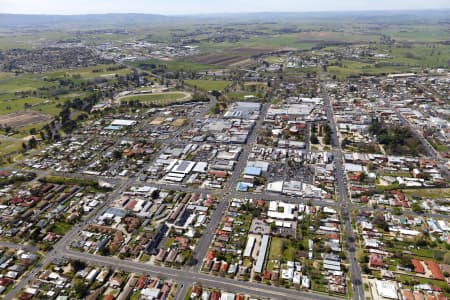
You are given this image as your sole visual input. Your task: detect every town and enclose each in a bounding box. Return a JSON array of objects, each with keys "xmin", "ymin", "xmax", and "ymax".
[{"xmin": 0, "ymin": 6, "xmax": 449, "ymax": 300}]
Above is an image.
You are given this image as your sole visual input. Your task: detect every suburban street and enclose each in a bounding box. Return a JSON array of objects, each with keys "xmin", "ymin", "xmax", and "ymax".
[{"xmin": 63, "ymin": 249, "xmax": 339, "ymax": 300}]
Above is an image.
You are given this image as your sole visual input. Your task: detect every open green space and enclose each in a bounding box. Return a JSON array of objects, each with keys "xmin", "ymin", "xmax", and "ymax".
[
  {"xmin": 184, "ymin": 79, "xmax": 231, "ymax": 91},
  {"xmin": 0, "ymin": 138, "xmax": 23, "ymax": 156},
  {"xmin": 395, "ymin": 274, "xmax": 450, "ymax": 292},
  {"xmin": 390, "ymin": 44, "xmax": 450, "ymax": 68},
  {"xmin": 0, "ymin": 64, "xmax": 131, "ymax": 118},
  {"xmin": 268, "ymin": 237, "xmax": 283, "ymax": 261},
  {"xmin": 263, "ymin": 56, "xmax": 285, "ymax": 64},
  {"xmin": 50, "ymin": 222, "xmax": 72, "ymax": 235},
  {"xmin": 403, "ymin": 188, "xmax": 450, "ymax": 199},
  {"xmin": 45, "ymin": 64, "xmax": 131, "ymax": 80},
  {"xmin": 383, "ymin": 25, "xmax": 450, "ymax": 42},
  {"xmin": 199, "ymin": 36, "xmax": 316, "ymax": 52},
  {"xmin": 327, "ymin": 60, "xmax": 411, "ymax": 79},
  {"xmin": 133, "ymin": 59, "xmax": 222, "ymax": 72},
  {"xmin": 327, "ymin": 44, "xmax": 450, "ymax": 78},
  {"xmin": 0, "ymin": 97, "xmax": 53, "ymax": 115}
]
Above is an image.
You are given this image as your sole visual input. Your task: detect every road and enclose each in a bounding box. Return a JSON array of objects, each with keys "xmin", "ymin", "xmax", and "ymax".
[
  {"xmin": 2, "ymin": 179, "xmax": 129, "ymax": 300},
  {"xmin": 191, "ymin": 103, "xmax": 270, "ymax": 271},
  {"xmin": 394, "ymin": 109, "xmax": 449, "ymax": 179},
  {"xmin": 64, "ymin": 249, "xmax": 338, "ymax": 300},
  {"xmin": 320, "ymin": 73, "xmax": 365, "ymax": 300}
]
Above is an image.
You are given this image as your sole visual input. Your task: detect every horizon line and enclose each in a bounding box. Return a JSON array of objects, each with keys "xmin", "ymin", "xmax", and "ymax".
[{"xmin": 1, "ymin": 8, "xmax": 449, "ymax": 16}]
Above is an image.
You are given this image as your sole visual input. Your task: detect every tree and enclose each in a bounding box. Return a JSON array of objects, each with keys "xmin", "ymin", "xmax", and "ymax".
[
  {"xmin": 392, "ymin": 207, "xmax": 402, "ymax": 216},
  {"xmin": 323, "ymin": 124, "xmax": 332, "ymax": 145},
  {"xmin": 39, "ymin": 131, "xmax": 46, "ymax": 140},
  {"xmin": 359, "ymin": 172, "xmax": 366, "ymax": 182},
  {"xmin": 72, "ymin": 278, "xmax": 89, "ymax": 298},
  {"xmin": 356, "ymin": 249, "xmax": 366, "ymax": 263},
  {"xmin": 28, "ymin": 137, "xmax": 38, "ymax": 149},
  {"xmin": 71, "ymin": 260, "xmax": 86, "ymax": 273},
  {"xmin": 413, "ymin": 234, "xmax": 428, "ymax": 247},
  {"xmin": 310, "ymin": 134, "xmax": 319, "ymax": 144},
  {"xmin": 411, "ymin": 202, "xmax": 424, "ymax": 214},
  {"xmin": 112, "ymin": 150, "xmax": 122, "ymax": 160},
  {"xmin": 398, "ymin": 255, "xmax": 413, "ymax": 270},
  {"xmin": 373, "ymin": 214, "xmax": 389, "ymax": 232},
  {"xmin": 151, "ymin": 189, "xmax": 160, "ymax": 200},
  {"xmin": 443, "ymin": 252, "xmax": 450, "ymax": 264}
]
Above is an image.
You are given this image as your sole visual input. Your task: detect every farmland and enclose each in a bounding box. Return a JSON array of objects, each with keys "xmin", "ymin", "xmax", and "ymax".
[
  {"xmin": 325, "ymin": 44, "xmax": 450, "ymax": 78},
  {"xmin": 0, "ymin": 111, "xmax": 52, "ymax": 129}
]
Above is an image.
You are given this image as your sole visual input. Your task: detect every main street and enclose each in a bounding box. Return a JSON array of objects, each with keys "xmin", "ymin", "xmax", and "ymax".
[
  {"xmin": 320, "ymin": 72, "xmax": 365, "ymax": 300},
  {"xmin": 191, "ymin": 103, "xmax": 270, "ymax": 271}
]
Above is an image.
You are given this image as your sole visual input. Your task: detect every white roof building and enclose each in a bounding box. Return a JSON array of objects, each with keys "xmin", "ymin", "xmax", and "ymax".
[
  {"xmin": 375, "ymin": 280, "xmax": 398, "ymax": 299},
  {"xmin": 111, "ymin": 119, "xmax": 136, "ymax": 126},
  {"xmin": 268, "ymin": 201, "xmax": 296, "ymax": 220}
]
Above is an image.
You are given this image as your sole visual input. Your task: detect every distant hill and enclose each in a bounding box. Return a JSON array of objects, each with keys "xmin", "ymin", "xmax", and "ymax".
[
  {"xmin": 0, "ymin": 13, "xmax": 174, "ymax": 28},
  {"xmin": 1, "ymin": 10, "xmax": 449, "ymax": 28}
]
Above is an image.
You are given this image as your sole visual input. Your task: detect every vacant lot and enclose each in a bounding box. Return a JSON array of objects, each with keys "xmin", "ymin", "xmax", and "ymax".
[
  {"xmin": 189, "ymin": 54, "xmax": 247, "ymax": 66},
  {"xmin": 268, "ymin": 236, "xmax": 283, "ymax": 261},
  {"xmin": 0, "ymin": 111, "xmax": 52, "ymax": 128},
  {"xmin": 403, "ymin": 188, "xmax": 450, "ymax": 199}
]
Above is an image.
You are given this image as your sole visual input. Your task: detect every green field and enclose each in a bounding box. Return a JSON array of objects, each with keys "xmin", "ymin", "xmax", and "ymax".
[
  {"xmin": 0, "ymin": 138, "xmax": 23, "ymax": 156},
  {"xmin": 403, "ymin": 188, "xmax": 450, "ymax": 199},
  {"xmin": 263, "ymin": 56, "xmax": 285, "ymax": 64},
  {"xmin": 268, "ymin": 237, "xmax": 283, "ymax": 260},
  {"xmin": 200, "ymin": 37, "xmax": 316, "ymax": 52},
  {"xmin": 45, "ymin": 64, "xmax": 131, "ymax": 80},
  {"xmin": 327, "ymin": 60, "xmax": 411, "ymax": 78},
  {"xmin": 384, "ymin": 25, "xmax": 450, "ymax": 42},
  {"xmin": 327, "ymin": 44, "xmax": 450, "ymax": 78},
  {"xmin": 0, "ymin": 64, "xmax": 134, "ymax": 119},
  {"xmin": 133, "ymin": 59, "xmax": 222, "ymax": 72},
  {"xmin": 119, "ymin": 92, "xmax": 191, "ymax": 105},
  {"xmin": 184, "ymin": 79, "xmax": 231, "ymax": 91},
  {"xmin": 50, "ymin": 222, "xmax": 72, "ymax": 235}
]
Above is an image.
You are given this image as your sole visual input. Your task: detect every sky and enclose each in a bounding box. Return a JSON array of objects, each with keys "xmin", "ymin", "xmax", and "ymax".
[{"xmin": 0, "ymin": 0, "xmax": 449, "ymax": 15}]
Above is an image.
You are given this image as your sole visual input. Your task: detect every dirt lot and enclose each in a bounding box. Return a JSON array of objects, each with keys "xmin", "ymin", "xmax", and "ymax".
[
  {"xmin": 191, "ymin": 48, "xmax": 272, "ymax": 66},
  {"xmin": 0, "ymin": 111, "xmax": 52, "ymax": 128},
  {"xmin": 190, "ymin": 54, "xmax": 247, "ymax": 66}
]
